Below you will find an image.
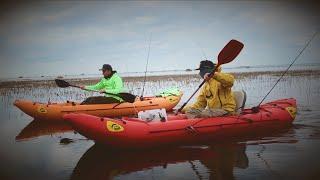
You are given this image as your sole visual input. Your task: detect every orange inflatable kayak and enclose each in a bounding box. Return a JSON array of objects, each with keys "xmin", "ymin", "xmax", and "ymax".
[{"xmin": 14, "ymin": 92, "xmax": 182, "ymax": 121}]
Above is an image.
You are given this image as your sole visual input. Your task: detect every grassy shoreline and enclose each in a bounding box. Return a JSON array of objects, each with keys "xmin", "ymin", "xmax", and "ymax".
[{"xmin": 1, "ymin": 69, "xmax": 319, "ymax": 89}]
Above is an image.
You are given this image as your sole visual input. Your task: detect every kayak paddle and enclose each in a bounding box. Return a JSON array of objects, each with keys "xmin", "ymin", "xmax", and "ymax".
[
  {"xmin": 177, "ymin": 39, "xmax": 244, "ymax": 114},
  {"xmin": 54, "ymin": 79, "xmax": 136, "ymax": 103}
]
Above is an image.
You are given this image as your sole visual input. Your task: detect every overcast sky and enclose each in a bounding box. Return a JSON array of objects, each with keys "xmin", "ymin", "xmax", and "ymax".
[{"xmin": 0, "ymin": 1, "xmax": 319, "ymax": 78}]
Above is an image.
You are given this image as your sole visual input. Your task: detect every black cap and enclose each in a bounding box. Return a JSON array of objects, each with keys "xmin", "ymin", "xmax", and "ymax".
[
  {"xmin": 195, "ymin": 60, "xmax": 215, "ymax": 70},
  {"xmin": 99, "ymin": 64, "xmax": 112, "ymax": 71}
]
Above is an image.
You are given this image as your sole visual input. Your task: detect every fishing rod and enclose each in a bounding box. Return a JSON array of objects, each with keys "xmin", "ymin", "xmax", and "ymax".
[
  {"xmin": 193, "ymin": 40, "xmax": 208, "ymax": 60},
  {"xmin": 140, "ymin": 33, "xmax": 152, "ymax": 100},
  {"xmin": 253, "ymin": 31, "xmax": 318, "ymax": 112}
]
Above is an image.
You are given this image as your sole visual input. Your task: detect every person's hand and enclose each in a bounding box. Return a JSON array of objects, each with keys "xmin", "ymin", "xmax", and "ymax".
[
  {"xmin": 204, "ymin": 72, "xmax": 216, "ymax": 81},
  {"xmin": 80, "ymin": 86, "xmax": 85, "ymax": 90},
  {"xmin": 204, "ymin": 73, "xmax": 211, "ymax": 81},
  {"xmin": 99, "ymin": 89, "xmax": 105, "ymax": 94}
]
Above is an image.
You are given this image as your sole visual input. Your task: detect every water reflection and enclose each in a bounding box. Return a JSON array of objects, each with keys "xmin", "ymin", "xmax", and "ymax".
[
  {"xmin": 15, "ymin": 119, "xmax": 73, "ymax": 141},
  {"xmin": 71, "ymin": 143, "xmax": 248, "ymax": 180},
  {"xmin": 71, "ymin": 126, "xmax": 295, "ymax": 180}
]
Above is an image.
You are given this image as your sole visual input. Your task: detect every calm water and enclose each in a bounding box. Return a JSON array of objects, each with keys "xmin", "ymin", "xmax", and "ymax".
[{"xmin": 1, "ymin": 71, "xmax": 320, "ymax": 180}]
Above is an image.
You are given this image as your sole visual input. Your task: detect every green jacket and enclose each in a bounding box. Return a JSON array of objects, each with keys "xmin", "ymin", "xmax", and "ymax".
[{"xmin": 85, "ymin": 73, "xmax": 124, "ymax": 101}]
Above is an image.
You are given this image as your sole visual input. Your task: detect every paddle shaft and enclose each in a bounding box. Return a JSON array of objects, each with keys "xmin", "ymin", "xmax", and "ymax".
[
  {"xmin": 68, "ymin": 84, "xmax": 100, "ymax": 93},
  {"xmin": 54, "ymin": 79, "xmax": 136, "ymax": 103},
  {"xmin": 69, "ymin": 84, "xmax": 123, "ymax": 97}
]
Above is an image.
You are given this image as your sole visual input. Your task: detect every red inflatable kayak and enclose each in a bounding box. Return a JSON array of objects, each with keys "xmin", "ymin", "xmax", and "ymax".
[{"xmin": 63, "ymin": 98, "xmax": 297, "ymax": 149}]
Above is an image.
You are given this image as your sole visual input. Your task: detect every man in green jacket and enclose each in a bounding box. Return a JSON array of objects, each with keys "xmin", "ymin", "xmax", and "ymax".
[{"xmin": 80, "ymin": 64, "xmax": 124, "ymax": 104}]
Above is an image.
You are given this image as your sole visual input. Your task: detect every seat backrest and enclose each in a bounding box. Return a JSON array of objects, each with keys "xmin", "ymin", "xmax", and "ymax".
[{"xmin": 233, "ymin": 90, "xmax": 247, "ymax": 113}]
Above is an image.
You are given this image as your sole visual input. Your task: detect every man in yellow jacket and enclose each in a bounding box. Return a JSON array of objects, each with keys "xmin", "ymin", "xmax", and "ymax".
[{"xmin": 183, "ymin": 60, "xmax": 236, "ymax": 118}]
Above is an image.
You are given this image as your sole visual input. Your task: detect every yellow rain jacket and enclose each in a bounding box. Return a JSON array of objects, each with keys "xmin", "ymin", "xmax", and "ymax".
[{"xmin": 184, "ymin": 70, "xmax": 236, "ymax": 113}]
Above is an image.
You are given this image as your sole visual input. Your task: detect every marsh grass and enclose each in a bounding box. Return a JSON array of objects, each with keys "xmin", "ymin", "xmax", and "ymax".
[{"xmin": 1, "ymin": 69, "xmax": 319, "ymax": 109}]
